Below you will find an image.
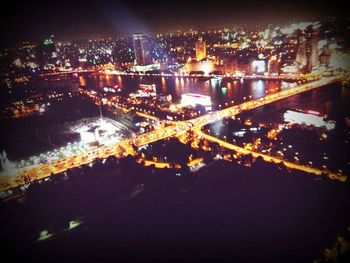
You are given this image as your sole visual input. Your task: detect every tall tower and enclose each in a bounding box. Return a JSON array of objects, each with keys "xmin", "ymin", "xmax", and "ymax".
[
  {"xmin": 304, "ymin": 26, "xmax": 319, "ymax": 72},
  {"xmin": 37, "ymin": 37, "xmax": 57, "ymax": 70},
  {"xmin": 296, "ymin": 29, "xmax": 307, "ymax": 66},
  {"xmin": 296, "ymin": 27, "xmax": 319, "ymax": 73},
  {"xmin": 132, "ymin": 34, "xmax": 152, "ymax": 66},
  {"xmin": 195, "ymin": 36, "xmax": 206, "ymax": 61}
]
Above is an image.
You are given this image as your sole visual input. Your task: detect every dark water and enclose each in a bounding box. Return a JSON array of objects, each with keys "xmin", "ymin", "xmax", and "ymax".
[
  {"xmin": 267, "ymin": 83, "xmax": 350, "ymax": 121},
  {"xmin": 206, "ymin": 83, "xmax": 350, "ymax": 175},
  {"xmin": 2, "ymin": 157, "xmax": 350, "ymax": 263}
]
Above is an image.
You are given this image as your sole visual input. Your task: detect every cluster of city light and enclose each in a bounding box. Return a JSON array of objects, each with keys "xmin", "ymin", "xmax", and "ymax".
[
  {"xmin": 8, "ymin": 18, "xmax": 347, "ymax": 82},
  {"xmin": 284, "ymin": 110, "xmax": 335, "ymax": 130},
  {"xmin": 0, "ymin": 72, "xmax": 348, "ymax": 197}
]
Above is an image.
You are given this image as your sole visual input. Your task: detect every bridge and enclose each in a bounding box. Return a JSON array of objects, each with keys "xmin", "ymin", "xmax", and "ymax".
[
  {"xmin": 39, "ymin": 69, "xmax": 311, "ymax": 82},
  {"xmin": 193, "ymin": 128, "xmax": 347, "ymax": 182},
  {"xmin": 0, "ymin": 75, "xmax": 346, "ymax": 193}
]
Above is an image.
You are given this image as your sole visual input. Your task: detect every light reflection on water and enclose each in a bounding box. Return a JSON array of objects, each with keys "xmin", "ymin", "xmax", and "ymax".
[{"xmin": 80, "ymin": 74, "xmax": 285, "ymax": 105}]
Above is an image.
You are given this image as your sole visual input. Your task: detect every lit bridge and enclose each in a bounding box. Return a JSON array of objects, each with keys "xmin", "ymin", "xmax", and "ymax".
[{"xmin": 0, "ymin": 75, "xmax": 346, "ymax": 192}]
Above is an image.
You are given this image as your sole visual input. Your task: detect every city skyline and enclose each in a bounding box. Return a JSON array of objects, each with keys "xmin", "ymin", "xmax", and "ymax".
[{"xmin": 1, "ymin": 0, "xmax": 348, "ymax": 48}]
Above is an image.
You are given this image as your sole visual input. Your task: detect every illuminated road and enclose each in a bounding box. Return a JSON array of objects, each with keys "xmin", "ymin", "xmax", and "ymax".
[
  {"xmin": 40, "ymin": 70, "xmax": 312, "ymax": 82},
  {"xmin": 135, "ymin": 111, "xmax": 160, "ymax": 121},
  {"xmin": 0, "ymin": 75, "xmax": 346, "ymax": 192},
  {"xmin": 187, "ymin": 75, "xmax": 343, "ymax": 128},
  {"xmin": 39, "ymin": 69, "xmax": 94, "ymax": 77},
  {"xmin": 193, "ymin": 128, "xmax": 347, "ymax": 182},
  {"xmin": 136, "ymin": 157, "xmax": 203, "ymax": 169}
]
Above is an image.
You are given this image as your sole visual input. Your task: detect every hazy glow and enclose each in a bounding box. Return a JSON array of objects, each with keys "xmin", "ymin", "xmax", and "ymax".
[
  {"xmin": 284, "ymin": 110, "xmax": 335, "ymax": 130},
  {"xmin": 251, "ymin": 60, "xmax": 266, "ymax": 73},
  {"xmin": 181, "ymin": 93, "xmax": 212, "ymax": 107},
  {"xmin": 37, "ymin": 230, "xmax": 53, "ymax": 241}
]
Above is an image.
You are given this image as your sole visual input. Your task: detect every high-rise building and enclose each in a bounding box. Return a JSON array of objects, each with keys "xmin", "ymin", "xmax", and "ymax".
[
  {"xmin": 305, "ymin": 26, "xmax": 319, "ymax": 72},
  {"xmin": 296, "ymin": 29, "xmax": 307, "ymax": 66},
  {"xmin": 195, "ymin": 37, "xmax": 206, "ymax": 61},
  {"xmin": 132, "ymin": 34, "xmax": 152, "ymax": 65},
  {"xmin": 319, "ymin": 49, "xmax": 331, "ymax": 66},
  {"xmin": 296, "ymin": 27, "xmax": 319, "ymax": 73},
  {"xmin": 37, "ymin": 37, "xmax": 57, "ymax": 70}
]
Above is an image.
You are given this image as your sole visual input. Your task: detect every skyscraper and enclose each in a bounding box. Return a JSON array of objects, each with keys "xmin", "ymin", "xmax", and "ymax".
[
  {"xmin": 36, "ymin": 37, "xmax": 57, "ymax": 70},
  {"xmin": 132, "ymin": 34, "xmax": 152, "ymax": 66},
  {"xmin": 195, "ymin": 36, "xmax": 206, "ymax": 61},
  {"xmin": 296, "ymin": 27, "xmax": 319, "ymax": 73},
  {"xmin": 296, "ymin": 29, "xmax": 307, "ymax": 66},
  {"xmin": 304, "ymin": 26, "xmax": 319, "ymax": 72}
]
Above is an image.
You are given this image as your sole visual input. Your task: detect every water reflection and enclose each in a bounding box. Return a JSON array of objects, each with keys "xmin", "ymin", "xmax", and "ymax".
[
  {"xmin": 79, "ymin": 76, "xmax": 86, "ymax": 87},
  {"xmin": 76, "ymin": 74, "xmax": 289, "ymax": 105},
  {"xmin": 251, "ymin": 80, "xmax": 265, "ymax": 99},
  {"xmin": 161, "ymin": 77, "xmax": 166, "ymax": 92}
]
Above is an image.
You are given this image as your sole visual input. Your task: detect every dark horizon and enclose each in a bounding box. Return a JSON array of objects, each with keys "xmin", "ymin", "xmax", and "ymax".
[{"xmin": 0, "ymin": 0, "xmax": 348, "ymax": 48}]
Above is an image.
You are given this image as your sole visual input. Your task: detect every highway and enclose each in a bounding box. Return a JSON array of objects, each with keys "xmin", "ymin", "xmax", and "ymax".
[
  {"xmin": 187, "ymin": 75, "xmax": 343, "ymax": 128},
  {"xmin": 39, "ymin": 70, "xmax": 312, "ymax": 82},
  {"xmin": 193, "ymin": 128, "xmax": 347, "ymax": 182},
  {"xmin": 136, "ymin": 157, "xmax": 203, "ymax": 169},
  {"xmin": 0, "ymin": 75, "xmax": 346, "ymax": 192}
]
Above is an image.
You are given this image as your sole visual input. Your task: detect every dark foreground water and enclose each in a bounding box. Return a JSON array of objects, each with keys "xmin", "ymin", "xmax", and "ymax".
[{"xmin": 1, "ymin": 156, "xmax": 350, "ymax": 263}]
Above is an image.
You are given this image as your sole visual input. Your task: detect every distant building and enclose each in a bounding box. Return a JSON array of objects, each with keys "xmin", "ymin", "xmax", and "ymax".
[
  {"xmin": 195, "ymin": 37, "xmax": 207, "ymax": 61},
  {"xmin": 304, "ymin": 26, "xmax": 319, "ymax": 72},
  {"xmin": 131, "ymin": 63, "xmax": 160, "ymax": 73},
  {"xmin": 267, "ymin": 55, "xmax": 280, "ymax": 75},
  {"xmin": 12, "ymin": 43, "xmax": 38, "ymax": 72},
  {"xmin": 129, "ymin": 84, "xmax": 157, "ymax": 98},
  {"xmin": 215, "ymin": 58, "xmax": 237, "ymax": 75},
  {"xmin": 296, "ymin": 27, "xmax": 319, "ymax": 73},
  {"xmin": 186, "ymin": 58, "xmax": 214, "ymax": 75},
  {"xmin": 251, "ymin": 60, "xmax": 266, "ymax": 75},
  {"xmin": 37, "ymin": 37, "xmax": 57, "ymax": 70},
  {"xmin": 296, "ymin": 29, "xmax": 307, "ymax": 66},
  {"xmin": 181, "ymin": 93, "xmax": 212, "ymax": 111},
  {"xmin": 133, "ymin": 34, "xmax": 152, "ymax": 66},
  {"xmin": 235, "ymin": 59, "xmax": 251, "ymax": 75},
  {"xmin": 319, "ymin": 49, "xmax": 331, "ymax": 66},
  {"xmin": 284, "ymin": 110, "xmax": 335, "ymax": 130},
  {"xmin": 280, "ymin": 63, "xmax": 301, "ymax": 74}
]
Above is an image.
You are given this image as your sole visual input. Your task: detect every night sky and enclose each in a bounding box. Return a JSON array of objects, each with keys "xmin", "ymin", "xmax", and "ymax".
[{"xmin": 0, "ymin": 0, "xmax": 347, "ymax": 47}]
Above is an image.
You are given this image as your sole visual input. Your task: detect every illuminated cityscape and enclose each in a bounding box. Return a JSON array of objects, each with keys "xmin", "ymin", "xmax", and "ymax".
[{"xmin": 0, "ymin": 0, "xmax": 350, "ymax": 262}]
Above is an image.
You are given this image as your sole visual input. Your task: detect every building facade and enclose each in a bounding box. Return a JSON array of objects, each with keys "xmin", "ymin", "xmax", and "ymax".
[
  {"xmin": 195, "ymin": 37, "xmax": 207, "ymax": 61},
  {"xmin": 133, "ymin": 34, "xmax": 152, "ymax": 66}
]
